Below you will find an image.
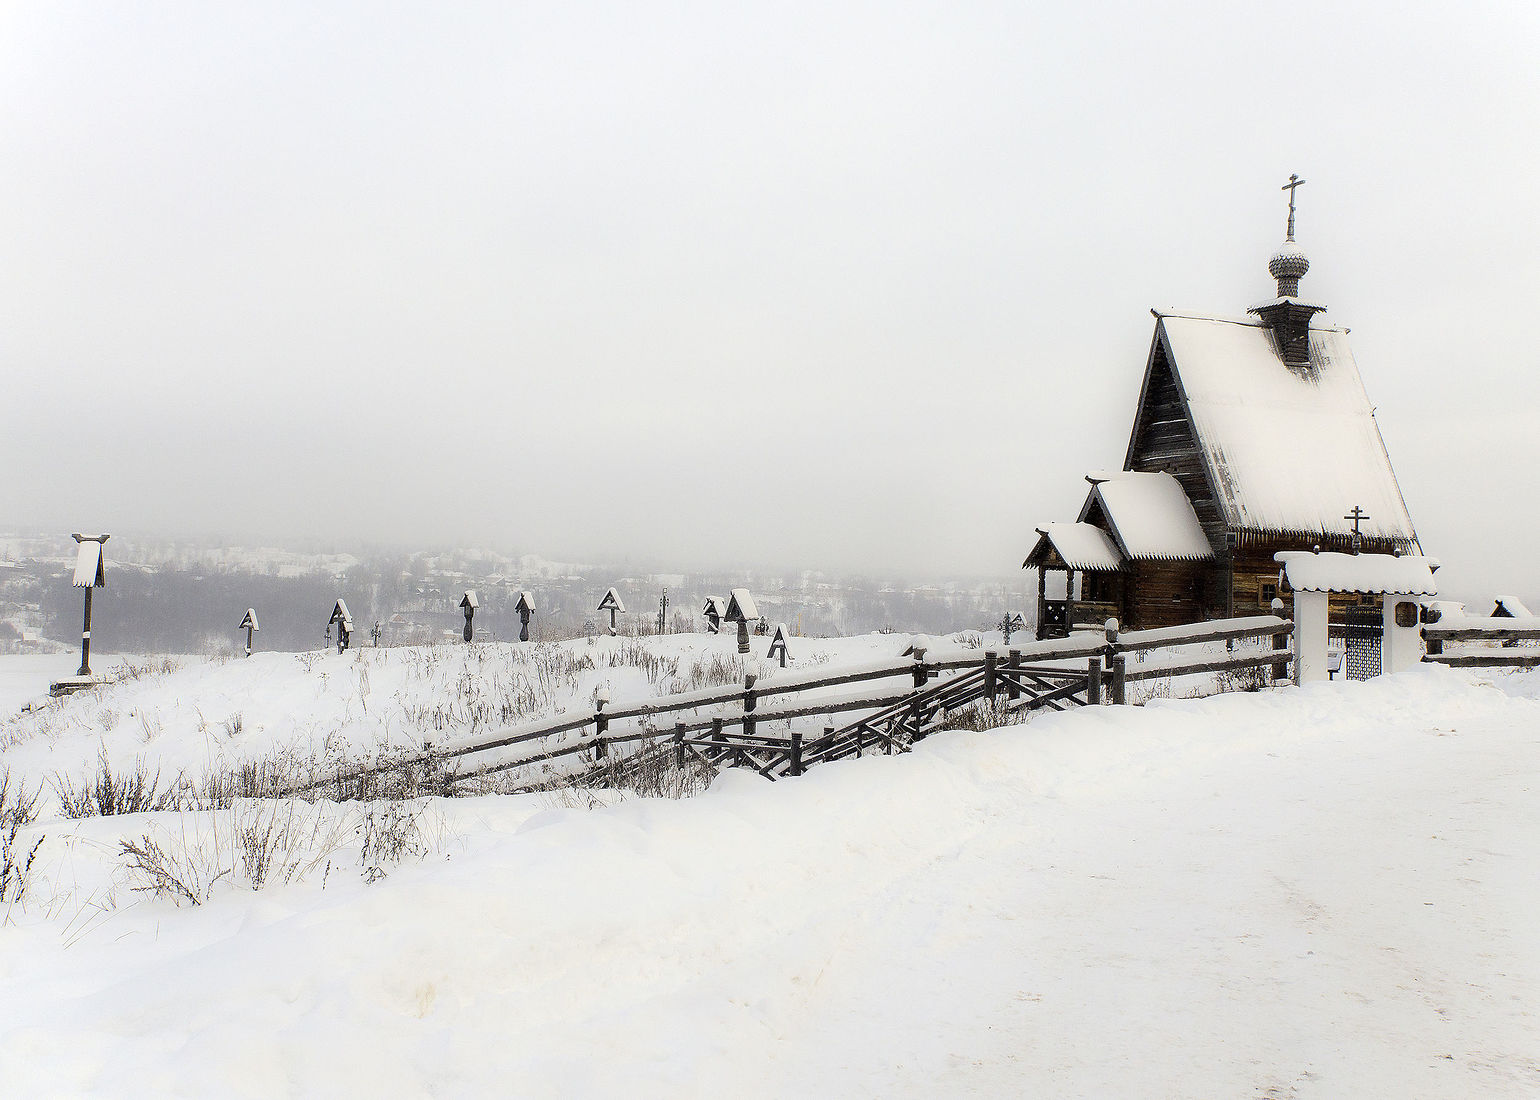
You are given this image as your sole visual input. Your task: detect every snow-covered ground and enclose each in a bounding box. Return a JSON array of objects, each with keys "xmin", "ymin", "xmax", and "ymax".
[{"xmin": 1, "ymin": 643, "xmax": 1537, "ymax": 1097}]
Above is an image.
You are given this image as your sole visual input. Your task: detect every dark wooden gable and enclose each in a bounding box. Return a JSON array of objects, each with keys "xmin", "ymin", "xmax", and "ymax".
[{"xmin": 1120, "ymin": 323, "xmax": 1225, "ymax": 554}]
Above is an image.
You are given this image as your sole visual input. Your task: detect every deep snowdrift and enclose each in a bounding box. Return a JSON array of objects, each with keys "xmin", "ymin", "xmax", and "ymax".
[{"xmin": 1, "ymin": 656, "xmax": 1537, "ymax": 1097}]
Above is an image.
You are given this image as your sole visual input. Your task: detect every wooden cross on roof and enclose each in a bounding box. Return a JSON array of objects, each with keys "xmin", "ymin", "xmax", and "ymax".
[
  {"xmin": 1282, "ymin": 173, "xmax": 1306, "ymax": 241},
  {"xmin": 1344, "ymin": 505, "xmax": 1370, "ymax": 553}
]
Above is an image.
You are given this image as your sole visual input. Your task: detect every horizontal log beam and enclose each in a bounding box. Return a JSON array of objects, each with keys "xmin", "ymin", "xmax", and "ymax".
[
  {"xmin": 1424, "ymin": 652, "xmax": 1540, "ymax": 668},
  {"xmin": 1423, "ymin": 625, "xmax": 1540, "ymax": 642},
  {"xmin": 1121, "ymin": 648, "xmax": 1292, "ymax": 683},
  {"xmin": 1116, "ymin": 616, "xmax": 1291, "ymax": 653}
]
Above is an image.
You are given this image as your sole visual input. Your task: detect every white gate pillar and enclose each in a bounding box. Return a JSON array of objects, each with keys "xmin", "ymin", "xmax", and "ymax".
[
  {"xmin": 1382, "ymin": 597, "xmax": 1425, "ymax": 675},
  {"xmin": 1292, "ymin": 589, "xmax": 1330, "ymax": 684}
]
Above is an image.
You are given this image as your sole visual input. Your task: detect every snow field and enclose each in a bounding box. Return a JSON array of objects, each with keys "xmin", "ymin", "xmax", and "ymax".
[{"xmin": 0, "ymin": 657, "xmax": 1535, "ymax": 1096}]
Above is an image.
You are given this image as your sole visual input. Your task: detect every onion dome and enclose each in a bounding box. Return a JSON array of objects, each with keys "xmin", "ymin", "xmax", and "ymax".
[{"xmin": 1269, "ymin": 239, "xmax": 1309, "ymax": 297}]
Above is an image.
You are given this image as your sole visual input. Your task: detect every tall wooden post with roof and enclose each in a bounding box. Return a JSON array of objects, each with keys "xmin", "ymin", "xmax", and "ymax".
[
  {"xmin": 1025, "ymin": 177, "xmax": 1421, "ymax": 636},
  {"xmin": 70, "ymin": 533, "xmax": 108, "ymax": 679}
]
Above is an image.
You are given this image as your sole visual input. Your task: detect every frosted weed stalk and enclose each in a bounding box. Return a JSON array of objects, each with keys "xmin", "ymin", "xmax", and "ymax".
[{"xmin": 1, "ymin": 768, "xmax": 44, "ymax": 905}]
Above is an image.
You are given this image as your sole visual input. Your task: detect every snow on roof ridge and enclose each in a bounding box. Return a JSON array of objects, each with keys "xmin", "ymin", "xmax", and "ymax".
[{"xmin": 1151, "ymin": 308, "xmax": 1349, "ymax": 333}]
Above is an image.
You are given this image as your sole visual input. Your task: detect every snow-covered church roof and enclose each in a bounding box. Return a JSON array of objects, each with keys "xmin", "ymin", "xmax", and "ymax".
[
  {"xmin": 1087, "ymin": 471, "xmax": 1214, "ymax": 562},
  {"xmin": 1151, "ymin": 313, "xmax": 1417, "ymax": 544},
  {"xmin": 1025, "ymin": 523, "xmax": 1124, "ymax": 572}
]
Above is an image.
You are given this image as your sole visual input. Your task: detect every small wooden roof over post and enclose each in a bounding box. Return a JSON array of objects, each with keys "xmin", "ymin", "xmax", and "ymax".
[
  {"xmin": 597, "ymin": 588, "xmax": 625, "ymax": 614},
  {"xmin": 514, "ymin": 591, "xmax": 535, "ymax": 614},
  {"xmin": 460, "ymin": 590, "xmax": 479, "ymax": 611},
  {"xmin": 71, "ymin": 534, "xmax": 109, "ymax": 588},
  {"xmin": 239, "ymin": 608, "xmax": 259, "ymax": 631},
  {"xmin": 767, "ymin": 623, "xmax": 790, "ymax": 663},
  {"xmin": 723, "ymin": 588, "xmax": 759, "ymax": 622},
  {"xmin": 702, "ymin": 596, "xmax": 726, "ymax": 618},
  {"xmin": 329, "ymin": 598, "xmax": 353, "ymax": 626}
]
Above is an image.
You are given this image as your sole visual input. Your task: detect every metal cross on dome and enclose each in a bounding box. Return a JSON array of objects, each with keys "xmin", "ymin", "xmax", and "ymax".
[{"xmin": 1282, "ymin": 174, "xmax": 1306, "ymax": 241}]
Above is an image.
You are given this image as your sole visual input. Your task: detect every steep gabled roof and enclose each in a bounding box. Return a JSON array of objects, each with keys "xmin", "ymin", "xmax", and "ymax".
[
  {"xmin": 72, "ymin": 538, "xmax": 107, "ymax": 588},
  {"xmin": 724, "ymin": 588, "xmax": 759, "ymax": 621},
  {"xmin": 1084, "ymin": 471, "xmax": 1214, "ymax": 562},
  {"xmin": 1024, "ymin": 523, "xmax": 1124, "ymax": 572},
  {"xmin": 1135, "ymin": 312, "xmax": 1417, "ymax": 545}
]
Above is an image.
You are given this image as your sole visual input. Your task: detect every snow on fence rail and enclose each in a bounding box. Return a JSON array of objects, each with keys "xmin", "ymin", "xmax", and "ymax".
[
  {"xmin": 281, "ymin": 616, "xmax": 1294, "ymax": 795},
  {"xmin": 1422, "ymin": 615, "xmax": 1540, "ymax": 669}
]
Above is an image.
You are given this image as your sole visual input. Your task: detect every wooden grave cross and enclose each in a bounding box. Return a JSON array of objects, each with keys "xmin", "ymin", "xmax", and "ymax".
[
  {"xmin": 702, "ymin": 596, "xmax": 724, "ymax": 634},
  {"xmin": 329, "ymin": 598, "xmax": 354, "ymax": 653},
  {"xmin": 239, "ymin": 608, "xmax": 259, "ymax": 657},
  {"xmin": 998, "ymin": 611, "xmax": 1025, "ymax": 646},
  {"xmin": 597, "ymin": 588, "xmax": 625, "ymax": 635},
  {"xmin": 460, "ymin": 590, "xmax": 479, "ymax": 642},
  {"xmin": 723, "ymin": 588, "xmax": 759, "ymax": 655},
  {"xmin": 767, "ymin": 623, "xmax": 790, "ymax": 667},
  {"xmin": 513, "ymin": 590, "xmax": 535, "ymax": 641}
]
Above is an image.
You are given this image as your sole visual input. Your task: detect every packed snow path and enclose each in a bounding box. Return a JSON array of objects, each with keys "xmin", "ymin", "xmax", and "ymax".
[{"xmin": 2, "ymin": 665, "xmax": 1537, "ymax": 1097}]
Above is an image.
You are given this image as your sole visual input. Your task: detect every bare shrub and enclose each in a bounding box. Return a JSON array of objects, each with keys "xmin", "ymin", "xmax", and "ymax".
[
  {"xmin": 107, "ymin": 657, "xmax": 181, "ymax": 684},
  {"xmin": 931, "ymin": 700, "xmax": 1033, "ymax": 734},
  {"xmin": 357, "ymin": 801, "xmax": 431, "ymax": 884},
  {"xmin": 234, "ymin": 801, "xmax": 348, "ymax": 890},
  {"xmin": 1, "ymin": 768, "xmax": 44, "ymax": 905},
  {"xmin": 199, "ymin": 753, "xmax": 303, "ymax": 808},
  {"xmin": 51, "ymin": 750, "xmax": 188, "ymax": 818},
  {"xmin": 1216, "ymin": 666, "xmax": 1269, "ymax": 694},
  {"xmin": 222, "ymin": 712, "xmax": 244, "ymax": 739},
  {"xmin": 118, "ymin": 832, "xmax": 229, "ymax": 906}
]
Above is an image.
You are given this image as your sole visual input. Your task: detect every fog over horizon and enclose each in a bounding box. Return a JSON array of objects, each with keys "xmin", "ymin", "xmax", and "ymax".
[{"xmin": 3, "ymin": 2, "xmax": 1537, "ymax": 604}]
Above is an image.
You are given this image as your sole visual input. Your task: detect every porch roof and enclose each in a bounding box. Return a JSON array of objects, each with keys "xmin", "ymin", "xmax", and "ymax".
[{"xmin": 1024, "ymin": 523, "xmax": 1125, "ymax": 573}]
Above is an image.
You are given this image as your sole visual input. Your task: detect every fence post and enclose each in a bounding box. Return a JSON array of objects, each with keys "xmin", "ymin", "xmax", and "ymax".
[
  {"xmin": 743, "ymin": 673, "xmax": 758, "ymax": 741},
  {"xmin": 983, "ymin": 649, "xmax": 998, "ymax": 704},
  {"xmin": 827, "ymin": 722, "xmax": 841, "ymax": 759},
  {"xmin": 674, "ymin": 721, "xmax": 686, "ymax": 769},
  {"xmin": 594, "ymin": 687, "xmax": 610, "ymax": 761},
  {"xmin": 910, "ymin": 640, "xmax": 929, "ymax": 744},
  {"xmin": 1270, "ymin": 597, "xmax": 1290, "ymax": 683},
  {"xmin": 1088, "ymin": 655, "xmax": 1103, "ymax": 705},
  {"xmin": 1105, "ymin": 618, "xmax": 1125, "ymax": 705},
  {"xmin": 1006, "ymin": 648, "xmax": 1021, "ymax": 703},
  {"xmin": 1423, "ymin": 607, "xmax": 1443, "ymax": 657},
  {"xmin": 712, "ymin": 716, "xmax": 725, "ymax": 761},
  {"xmin": 789, "ymin": 729, "xmax": 803, "ymax": 777}
]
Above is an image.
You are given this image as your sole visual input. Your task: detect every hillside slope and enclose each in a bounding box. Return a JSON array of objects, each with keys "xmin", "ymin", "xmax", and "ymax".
[{"xmin": 1, "ymin": 661, "xmax": 1536, "ymax": 1096}]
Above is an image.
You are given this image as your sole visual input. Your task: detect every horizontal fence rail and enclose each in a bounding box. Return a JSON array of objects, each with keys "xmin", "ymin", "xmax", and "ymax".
[
  {"xmin": 281, "ymin": 616, "xmax": 1295, "ymax": 796},
  {"xmin": 1422, "ymin": 614, "xmax": 1540, "ymax": 669}
]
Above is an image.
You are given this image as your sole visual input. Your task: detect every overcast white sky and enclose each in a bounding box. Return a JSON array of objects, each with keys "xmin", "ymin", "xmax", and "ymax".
[{"xmin": 2, "ymin": 1, "xmax": 1536, "ymax": 600}]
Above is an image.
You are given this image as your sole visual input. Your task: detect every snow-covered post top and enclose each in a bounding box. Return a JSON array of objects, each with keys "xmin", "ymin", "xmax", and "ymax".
[
  {"xmin": 743, "ymin": 673, "xmax": 758, "ymax": 739},
  {"xmin": 593, "ymin": 686, "xmax": 611, "ymax": 755},
  {"xmin": 909, "ymin": 636, "xmax": 929, "ymax": 689},
  {"xmin": 1105, "ymin": 619, "xmax": 1126, "ymax": 705},
  {"xmin": 1270, "ymin": 598, "xmax": 1290, "ymax": 682}
]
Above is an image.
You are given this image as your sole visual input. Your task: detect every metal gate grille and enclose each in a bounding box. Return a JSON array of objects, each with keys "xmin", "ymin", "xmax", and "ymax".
[{"xmin": 1343, "ymin": 608, "xmax": 1382, "ymax": 680}]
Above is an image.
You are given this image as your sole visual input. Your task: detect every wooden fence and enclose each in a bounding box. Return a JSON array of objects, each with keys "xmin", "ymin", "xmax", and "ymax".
[
  {"xmin": 287, "ymin": 615, "xmax": 1294, "ymax": 796},
  {"xmin": 1422, "ymin": 616, "xmax": 1540, "ymax": 669}
]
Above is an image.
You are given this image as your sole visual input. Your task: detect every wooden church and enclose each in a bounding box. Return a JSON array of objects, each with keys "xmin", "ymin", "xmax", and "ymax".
[{"xmin": 1025, "ymin": 178, "xmax": 1422, "ymax": 636}]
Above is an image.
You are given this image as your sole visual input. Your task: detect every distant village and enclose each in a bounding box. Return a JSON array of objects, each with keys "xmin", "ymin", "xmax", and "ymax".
[{"xmin": 0, "ymin": 532, "xmax": 1028, "ymax": 655}]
